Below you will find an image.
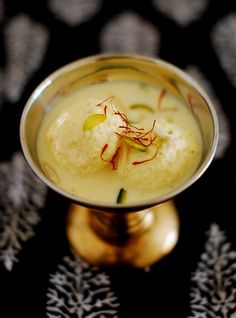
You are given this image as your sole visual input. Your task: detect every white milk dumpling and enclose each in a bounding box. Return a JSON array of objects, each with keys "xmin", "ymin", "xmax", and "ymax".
[
  {"xmin": 37, "ymin": 81, "xmax": 203, "ymax": 203},
  {"xmin": 46, "ymin": 98, "xmax": 123, "ymax": 176},
  {"xmin": 117, "ymin": 118, "xmax": 200, "ymax": 193}
]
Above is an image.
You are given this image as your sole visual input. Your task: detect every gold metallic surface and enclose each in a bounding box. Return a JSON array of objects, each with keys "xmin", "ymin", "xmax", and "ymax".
[
  {"xmin": 20, "ymin": 54, "xmax": 218, "ymax": 212},
  {"xmin": 20, "ymin": 54, "xmax": 219, "ymax": 267},
  {"xmin": 67, "ymin": 200, "xmax": 179, "ymax": 267}
]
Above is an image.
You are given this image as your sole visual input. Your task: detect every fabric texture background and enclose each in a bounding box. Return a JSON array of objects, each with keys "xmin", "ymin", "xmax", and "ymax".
[{"xmin": 0, "ymin": 0, "xmax": 236, "ymax": 317}]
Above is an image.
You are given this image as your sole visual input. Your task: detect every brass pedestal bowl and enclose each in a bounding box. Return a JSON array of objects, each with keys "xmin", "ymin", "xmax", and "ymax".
[{"xmin": 20, "ymin": 54, "xmax": 218, "ymax": 268}]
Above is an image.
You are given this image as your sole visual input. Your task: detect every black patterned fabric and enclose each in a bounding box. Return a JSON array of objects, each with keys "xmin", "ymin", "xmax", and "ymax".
[{"xmin": 0, "ymin": 0, "xmax": 236, "ymax": 317}]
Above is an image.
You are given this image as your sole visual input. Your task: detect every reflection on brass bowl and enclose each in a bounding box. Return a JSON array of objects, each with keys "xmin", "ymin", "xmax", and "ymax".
[{"xmin": 20, "ymin": 54, "xmax": 218, "ymax": 267}]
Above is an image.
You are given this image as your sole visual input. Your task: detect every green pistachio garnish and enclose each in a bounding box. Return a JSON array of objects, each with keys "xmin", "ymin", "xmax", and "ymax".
[
  {"xmin": 116, "ymin": 188, "xmax": 127, "ymax": 204},
  {"xmin": 83, "ymin": 114, "xmax": 107, "ymax": 131},
  {"xmin": 129, "ymin": 103, "xmax": 154, "ymax": 113},
  {"xmin": 124, "ymin": 139, "xmax": 147, "ymax": 152},
  {"xmin": 155, "ymin": 137, "xmax": 164, "ymax": 148}
]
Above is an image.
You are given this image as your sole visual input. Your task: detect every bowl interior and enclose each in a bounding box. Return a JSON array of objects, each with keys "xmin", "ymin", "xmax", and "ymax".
[{"xmin": 20, "ymin": 54, "xmax": 218, "ymax": 212}]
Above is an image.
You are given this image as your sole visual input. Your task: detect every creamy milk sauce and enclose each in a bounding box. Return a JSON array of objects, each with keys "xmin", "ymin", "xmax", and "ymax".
[{"xmin": 37, "ymin": 80, "xmax": 202, "ymax": 204}]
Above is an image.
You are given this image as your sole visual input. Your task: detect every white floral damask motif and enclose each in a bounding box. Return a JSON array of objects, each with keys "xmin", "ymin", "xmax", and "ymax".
[
  {"xmin": 1, "ymin": 14, "xmax": 48, "ymax": 103},
  {"xmin": 0, "ymin": 152, "xmax": 47, "ymax": 271},
  {"xmin": 48, "ymin": 0, "xmax": 102, "ymax": 26},
  {"xmin": 188, "ymin": 224, "xmax": 236, "ymax": 318},
  {"xmin": 47, "ymin": 253, "xmax": 119, "ymax": 318},
  {"xmin": 186, "ymin": 66, "xmax": 231, "ymax": 160},
  {"xmin": 152, "ymin": 0, "xmax": 209, "ymax": 26},
  {"xmin": 211, "ymin": 13, "xmax": 236, "ymax": 90},
  {"xmin": 100, "ymin": 11, "xmax": 160, "ymax": 56}
]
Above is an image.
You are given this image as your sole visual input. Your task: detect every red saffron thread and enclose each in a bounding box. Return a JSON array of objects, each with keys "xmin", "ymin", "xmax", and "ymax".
[
  {"xmin": 97, "ymin": 96, "xmax": 114, "ymax": 107},
  {"xmin": 187, "ymin": 93, "xmax": 194, "ymax": 111},
  {"xmin": 114, "ymin": 111, "xmax": 159, "ymax": 165},
  {"xmin": 111, "ymin": 147, "xmax": 121, "ymax": 170},
  {"xmin": 157, "ymin": 89, "xmax": 166, "ymax": 109},
  {"xmin": 132, "ymin": 146, "xmax": 158, "ymax": 165},
  {"xmin": 100, "ymin": 144, "xmax": 121, "ymax": 170},
  {"xmin": 101, "ymin": 143, "xmax": 108, "ymax": 157},
  {"xmin": 99, "ymin": 98, "xmax": 160, "ymax": 169},
  {"xmin": 116, "ymin": 116, "xmax": 157, "ymax": 149},
  {"xmin": 97, "ymin": 96, "xmax": 115, "ymax": 115}
]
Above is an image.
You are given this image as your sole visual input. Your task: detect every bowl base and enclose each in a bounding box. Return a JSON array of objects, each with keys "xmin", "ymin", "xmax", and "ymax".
[{"xmin": 67, "ymin": 201, "xmax": 179, "ymax": 268}]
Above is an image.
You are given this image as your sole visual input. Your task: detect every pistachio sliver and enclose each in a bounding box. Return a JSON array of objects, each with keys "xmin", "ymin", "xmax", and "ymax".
[
  {"xmin": 83, "ymin": 114, "xmax": 107, "ymax": 131},
  {"xmin": 116, "ymin": 188, "xmax": 127, "ymax": 204},
  {"xmin": 129, "ymin": 103, "xmax": 154, "ymax": 113},
  {"xmin": 155, "ymin": 137, "xmax": 165, "ymax": 148},
  {"xmin": 124, "ymin": 139, "xmax": 147, "ymax": 152}
]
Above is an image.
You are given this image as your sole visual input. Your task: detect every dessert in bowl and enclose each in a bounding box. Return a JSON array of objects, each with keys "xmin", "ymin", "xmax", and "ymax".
[
  {"xmin": 20, "ymin": 54, "xmax": 218, "ymax": 266},
  {"xmin": 37, "ymin": 80, "xmax": 202, "ymax": 204}
]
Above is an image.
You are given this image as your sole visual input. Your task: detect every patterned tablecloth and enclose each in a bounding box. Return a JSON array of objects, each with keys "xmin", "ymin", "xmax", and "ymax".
[{"xmin": 0, "ymin": 0, "xmax": 236, "ymax": 317}]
